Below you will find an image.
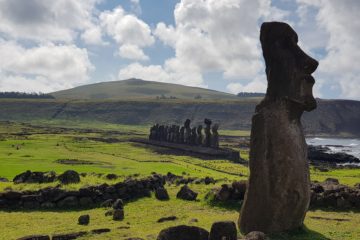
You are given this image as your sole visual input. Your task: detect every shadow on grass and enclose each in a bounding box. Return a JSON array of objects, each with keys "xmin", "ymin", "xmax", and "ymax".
[{"xmin": 269, "ymin": 225, "xmax": 331, "ymax": 240}]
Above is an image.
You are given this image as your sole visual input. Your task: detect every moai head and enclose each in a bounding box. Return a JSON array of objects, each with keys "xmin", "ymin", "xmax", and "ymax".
[
  {"xmin": 191, "ymin": 127, "xmax": 197, "ymax": 135},
  {"xmin": 184, "ymin": 119, "xmax": 191, "ymax": 128},
  {"xmin": 260, "ymin": 22, "xmax": 318, "ymax": 112},
  {"xmin": 204, "ymin": 118, "xmax": 212, "ymax": 127},
  {"xmin": 197, "ymin": 125, "xmax": 203, "ymax": 134},
  {"xmin": 212, "ymin": 124, "xmax": 219, "ymax": 134}
]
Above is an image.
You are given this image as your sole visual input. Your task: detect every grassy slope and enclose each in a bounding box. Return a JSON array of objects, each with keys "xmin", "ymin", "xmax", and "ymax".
[
  {"xmin": 0, "ymin": 121, "xmax": 359, "ymax": 240},
  {"xmin": 51, "ymin": 79, "xmax": 237, "ymax": 100}
]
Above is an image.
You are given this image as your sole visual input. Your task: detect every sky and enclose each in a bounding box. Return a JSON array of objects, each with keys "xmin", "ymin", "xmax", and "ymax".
[{"xmin": 0, "ymin": 0, "xmax": 359, "ymax": 100}]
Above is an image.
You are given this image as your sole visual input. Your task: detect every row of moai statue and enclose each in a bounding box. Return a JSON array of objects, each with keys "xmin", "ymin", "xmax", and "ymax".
[{"xmin": 149, "ymin": 118, "xmax": 219, "ymax": 148}]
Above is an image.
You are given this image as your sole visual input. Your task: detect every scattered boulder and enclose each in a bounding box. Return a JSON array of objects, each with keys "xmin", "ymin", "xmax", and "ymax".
[
  {"xmin": 157, "ymin": 225, "xmax": 209, "ymax": 240},
  {"xmin": 113, "ymin": 209, "xmax": 124, "ymax": 221},
  {"xmin": 176, "ymin": 185, "xmax": 197, "ymax": 201},
  {"xmin": 0, "ymin": 177, "xmax": 9, "ymax": 182},
  {"xmin": 78, "ymin": 215, "xmax": 90, "ymax": 225},
  {"xmin": 244, "ymin": 231, "xmax": 267, "ymax": 240},
  {"xmin": 105, "ymin": 209, "xmax": 114, "ymax": 216},
  {"xmin": 17, "ymin": 235, "xmax": 50, "ymax": 240},
  {"xmin": 325, "ymin": 178, "xmax": 339, "ymax": 185},
  {"xmin": 91, "ymin": 228, "xmax": 111, "ymax": 234},
  {"xmin": 157, "ymin": 216, "xmax": 177, "ymax": 223},
  {"xmin": 213, "ymin": 181, "xmax": 247, "ymax": 202},
  {"xmin": 113, "ymin": 199, "xmax": 124, "ymax": 209},
  {"xmin": 57, "ymin": 170, "xmax": 80, "ymax": 184},
  {"xmin": 13, "ymin": 171, "xmax": 56, "ymax": 184},
  {"xmin": 209, "ymin": 221, "xmax": 237, "ymax": 240},
  {"xmin": 106, "ymin": 173, "xmax": 118, "ymax": 180},
  {"xmin": 52, "ymin": 231, "xmax": 87, "ymax": 240},
  {"xmin": 155, "ymin": 187, "xmax": 170, "ymax": 201},
  {"xmin": 204, "ymin": 176, "xmax": 215, "ymax": 185}
]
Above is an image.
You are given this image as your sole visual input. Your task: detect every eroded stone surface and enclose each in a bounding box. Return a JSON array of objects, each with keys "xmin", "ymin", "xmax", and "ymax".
[{"xmin": 239, "ymin": 22, "xmax": 318, "ymax": 234}]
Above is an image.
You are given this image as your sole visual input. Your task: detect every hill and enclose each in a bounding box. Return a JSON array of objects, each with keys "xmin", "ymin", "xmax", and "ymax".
[
  {"xmin": 51, "ymin": 78, "xmax": 237, "ymax": 100},
  {"xmin": 0, "ymin": 98, "xmax": 359, "ymax": 137}
]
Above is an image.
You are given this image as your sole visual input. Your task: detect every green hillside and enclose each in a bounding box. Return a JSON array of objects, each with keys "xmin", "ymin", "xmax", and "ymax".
[{"xmin": 51, "ymin": 78, "xmax": 237, "ymax": 100}]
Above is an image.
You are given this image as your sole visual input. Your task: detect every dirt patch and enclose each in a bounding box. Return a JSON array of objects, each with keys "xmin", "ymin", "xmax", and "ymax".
[
  {"xmin": 310, "ymin": 216, "xmax": 350, "ymax": 222},
  {"xmin": 55, "ymin": 159, "xmax": 105, "ymax": 165}
]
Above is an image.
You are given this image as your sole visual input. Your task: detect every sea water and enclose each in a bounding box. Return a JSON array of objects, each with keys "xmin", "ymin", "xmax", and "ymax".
[{"xmin": 306, "ymin": 138, "xmax": 360, "ymax": 166}]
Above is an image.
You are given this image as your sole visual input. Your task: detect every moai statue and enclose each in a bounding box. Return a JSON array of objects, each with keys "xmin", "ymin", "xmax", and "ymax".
[
  {"xmin": 211, "ymin": 124, "xmax": 219, "ymax": 148},
  {"xmin": 203, "ymin": 118, "xmax": 212, "ymax": 147},
  {"xmin": 170, "ymin": 125, "xmax": 176, "ymax": 142},
  {"xmin": 239, "ymin": 22, "xmax": 318, "ymax": 234},
  {"xmin": 174, "ymin": 125, "xmax": 180, "ymax": 143},
  {"xmin": 158, "ymin": 125, "xmax": 164, "ymax": 141},
  {"xmin": 179, "ymin": 126, "xmax": 185, "ymax": 143},
  {"xmin": 149, "ymin": 125, "xmax": 155, "ymax": 140},
  {"xmin": 154, "ymin": 124, "xmax": 160, "ymax": 140},
  {"xmin": 196, "ymin": 125, "xmax": 203, "ymax": 145},
  {"xmin": 184, "ymin": 119, "xmax": 191, "ymax": 144},
  {"xmin": 190, "ymin": 127, "xmax": 197, "ymax": 145},
  {"xmin": 164, "ymin": 126, "xmax": 169, "ymax": 142}
]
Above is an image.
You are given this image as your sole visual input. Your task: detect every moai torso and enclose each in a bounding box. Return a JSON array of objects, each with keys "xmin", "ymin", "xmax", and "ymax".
[
  {"xmin": 196, "ymin": 125, "xmax": 203, "ymax": 145},
  {"xmin": 184, "ymin": 119, "xmax": 191, "ymax": 144},
  {"xmin": 239, "ymin": 22, "xmax": 318, "ymax": 234},
  {"xmin": 203, "ymin": 118, "xmax": 212, "ymax": 147},
  {"xmin": 211, "ymin": 124, "xmax": 219, "ymax": 148}
]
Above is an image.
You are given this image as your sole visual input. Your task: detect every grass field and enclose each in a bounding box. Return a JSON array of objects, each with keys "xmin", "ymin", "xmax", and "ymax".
[{"xmin": 0, "ymin": 120, "xmax": 359, "ymax": 240}]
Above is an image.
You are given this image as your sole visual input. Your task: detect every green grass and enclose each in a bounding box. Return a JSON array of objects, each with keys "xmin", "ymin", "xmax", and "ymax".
[{"xmin": 0, "ymin": 121, "xmax": 359, "ymax": 240}]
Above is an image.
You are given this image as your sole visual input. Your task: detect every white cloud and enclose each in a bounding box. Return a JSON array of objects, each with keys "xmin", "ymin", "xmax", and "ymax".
[
  {"xmin": 81, "ymin": 24, "xmax": 108, "ymax": 46},
  {"xmin": 0, "ymin": 0, "xmax": 101, "ymax": 43},
  {"xmin": 152, "ymin": 0, "xmax": 288, "ymax": 88},
  {"xmin": 0, "ymin": 40, "xmax": 94, "ymax": 92},
  {"xmin": 226, "ymin": 78, "xmax": 267, "ymax": 94},
  {"xmin": 118, "ymin": 62, "xmax": 205, "ymax": 87},
  {"xmin": 118, "ymin": 44, "xmax": 148, "ymax": 61},
  {"xmin": 100, "ymin": 6, "xmax": 154, "ymax": 60},
  {"xmin": 130, "ymin": 0, "xmax": 142, "ymax": 16},
  {"xmin": 297, "ymin": 0, "xmax": 360, "ymax": 99}
]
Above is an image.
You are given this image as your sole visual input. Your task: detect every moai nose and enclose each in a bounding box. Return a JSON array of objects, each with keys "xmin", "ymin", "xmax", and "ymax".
[{"xmin": 303, "ymin": 56, "xmax": 319, "ymax": 74}]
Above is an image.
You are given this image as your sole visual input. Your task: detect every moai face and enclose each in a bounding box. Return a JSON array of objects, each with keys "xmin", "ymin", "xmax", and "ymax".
[
  {"xmin": 212, "ymin": 124, "xmax": 219, "ymax": 133},
  {"xmin": 197, "ymin": 125, "xmax": 203, "ymax": 134},
  {"xmin": 184, "ymin": 119, "xmax": 191, "ymax": 128},
  {"xmin": 260, "ymin": 22, "xmax": 318, "ymax": 112}
]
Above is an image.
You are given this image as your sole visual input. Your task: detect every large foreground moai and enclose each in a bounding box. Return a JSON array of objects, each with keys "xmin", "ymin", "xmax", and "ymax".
[{"xmin": 239, "ymin": 22, "xmax": 318, "ymax": 234}]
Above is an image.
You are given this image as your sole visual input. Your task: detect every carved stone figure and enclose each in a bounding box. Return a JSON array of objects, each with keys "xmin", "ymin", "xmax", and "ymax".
[
  {"xmin": 196, "ymin": 125, "xmax": 203, "ymax": 145},
  {"xmin": 190, "ymin": 127, "xmax": 197, "ymax": 145},
  {"xmin": 179, "ymin": 126, "xmax": 185, "ymax": 143},
  {"xmin": 239, "ymin": 22, "xmax": 318, "ymax": 234},
  {"xmin": 184, "ymin": 119, "xmax": 191, "ymax": 144},
  {"xmin": 211, "ymin": 124, "xmax": 219, "ymax": 148},
  {"xmin": 203, "ymin": 118, "xmax": 212, "ymax": 147},
  {"xmin": 174, "ymin": 125, "xmax": 180, "ymax": 143}
]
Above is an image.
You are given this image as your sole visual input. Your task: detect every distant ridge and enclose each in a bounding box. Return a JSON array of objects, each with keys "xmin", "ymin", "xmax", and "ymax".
[{"xmin": 51, "ymin": 78, "xmax": 237, "ymax": 100}]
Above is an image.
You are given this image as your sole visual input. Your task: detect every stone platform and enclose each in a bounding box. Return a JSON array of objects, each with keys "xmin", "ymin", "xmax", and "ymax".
[{"xmin": 131, "ymin": 138, "xmax": 242, "ymax": 162}]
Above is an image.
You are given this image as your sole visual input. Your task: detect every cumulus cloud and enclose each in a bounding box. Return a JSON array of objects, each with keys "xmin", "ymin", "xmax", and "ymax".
[
  {"xmin": 148, "ymin": 0, "xmax": 288, "ymax": 89},
  {"xmin": 100, "ymin": 6, "xmax": 154, "ymax": 61},
  {"xmin": 130, "ymin": 0, "xmax": 142, "ymax": 16},
  {"xmin": 118, "ymin": 62, "xmax": 205, "ymax": 87},
  {"xmin": 297, "ymin": 0, "xmax": 360, "ymax": 99},
  {"xmin": 226, "ymin": 77, "xmax": 267, "ymax": 94},
  {"xmin": 0, "ymin": 40, "xmax": 93, "ymax": 92},
  {"xmin": 0, "ymin": 0, "xmax": 102, "ymax": 43},
  {"xmin": 81, "ymin": 24, "xmax": 108, "ymax": 46}
]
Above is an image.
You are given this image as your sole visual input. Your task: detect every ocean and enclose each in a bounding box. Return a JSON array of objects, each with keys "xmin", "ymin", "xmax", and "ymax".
[{"xmin": 306, "ymin": 138, "xmax": 360, "ymax": 163}]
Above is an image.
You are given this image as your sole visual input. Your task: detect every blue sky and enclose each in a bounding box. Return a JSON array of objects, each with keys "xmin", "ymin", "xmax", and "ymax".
[{"xmin": 0, "ymin": 0, "xmax": 359, "ymax": 100}]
